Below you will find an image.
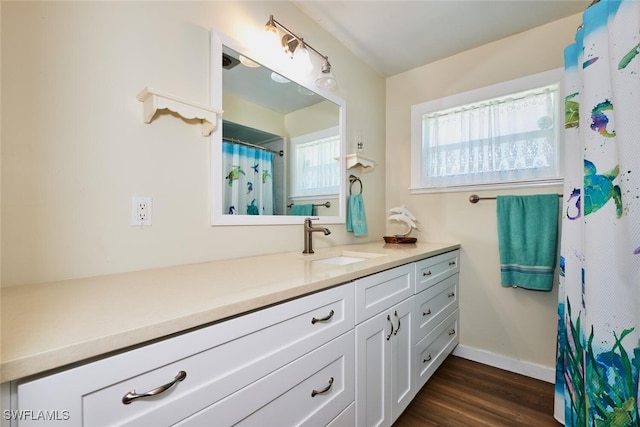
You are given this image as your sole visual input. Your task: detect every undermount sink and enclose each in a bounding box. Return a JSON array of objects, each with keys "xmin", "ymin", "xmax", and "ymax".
[{"xmin": 312, "ymin": 251, "xmax": 385, "ymax": 265}]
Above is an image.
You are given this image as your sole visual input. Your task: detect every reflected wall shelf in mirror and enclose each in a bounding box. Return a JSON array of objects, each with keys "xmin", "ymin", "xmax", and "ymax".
[
  {"xmin": 210, "ymin": 30, "xmax": 347, "ymax": 226},
  {"xmin": 136, "ymin": 87, "xmax": 223, "ymax": 136}
]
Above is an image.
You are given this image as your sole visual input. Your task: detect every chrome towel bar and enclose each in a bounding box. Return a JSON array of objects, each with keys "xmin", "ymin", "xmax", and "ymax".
[{"xmin": 468, "ymin": 193, "xmax": 562, "ymax": 203}]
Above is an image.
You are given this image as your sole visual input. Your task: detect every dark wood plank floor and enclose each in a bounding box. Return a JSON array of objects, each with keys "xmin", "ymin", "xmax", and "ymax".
[{"xmin": 393, "ymin": 355, "xmax": 561, "ymax": 427}]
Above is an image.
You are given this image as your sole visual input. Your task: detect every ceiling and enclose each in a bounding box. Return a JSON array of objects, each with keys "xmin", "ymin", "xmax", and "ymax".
[{"xmin": 293, "ymin": 0, "xmax": 589, "ymax": 77}]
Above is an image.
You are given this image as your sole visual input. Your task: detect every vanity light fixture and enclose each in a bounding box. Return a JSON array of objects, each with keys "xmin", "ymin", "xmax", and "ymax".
[
  {"xmin": 315, "ymin": 57, "xmax": 337, "ymax": 91},
  {"xmin": 264, "ymin": 14, "xmax": 337, "ymax": 91}
]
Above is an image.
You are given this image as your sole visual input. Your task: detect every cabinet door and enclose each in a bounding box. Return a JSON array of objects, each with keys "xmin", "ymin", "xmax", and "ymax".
[
  {"xmin": 355, "ymin": 310, "xmax": 392, "ymax": 427},
  {"xmin": 390, "ymin": 297, "xmax": 415, "ymax": 421},
  {"xmin": 355, "ymin": 296, "xmax": 415, "ymax": 427}
]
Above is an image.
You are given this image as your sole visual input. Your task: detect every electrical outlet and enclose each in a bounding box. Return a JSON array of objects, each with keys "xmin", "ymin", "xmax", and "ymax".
[{"xmin": 132, "ymin": 196, "xmax": 152, "ymax": 226}]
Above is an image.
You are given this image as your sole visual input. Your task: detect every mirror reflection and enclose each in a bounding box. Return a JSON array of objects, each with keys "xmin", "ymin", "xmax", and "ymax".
[{"xmin": 220, "ymin": 45, "xmax": 342, "ymax": 218}]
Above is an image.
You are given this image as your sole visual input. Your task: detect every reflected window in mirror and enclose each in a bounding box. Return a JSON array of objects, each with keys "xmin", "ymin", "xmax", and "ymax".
[{"xmin": 290, "ymin": 126, "xmax": 340, "ymax": 199}]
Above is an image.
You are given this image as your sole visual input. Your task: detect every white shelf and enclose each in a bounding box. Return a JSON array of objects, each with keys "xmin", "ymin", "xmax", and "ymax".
[
  {"xmin": 346, "ymin": 153, "xmax": 376, "ymax": 171},
  {"xmin": 136, "ymin": 87, "xmax": 222, "ymax": 136}
]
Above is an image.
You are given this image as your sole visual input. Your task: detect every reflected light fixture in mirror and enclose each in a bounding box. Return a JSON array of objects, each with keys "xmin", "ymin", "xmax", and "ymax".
[{"xmin": 264, "ymin": 14, "xmax": 337, "ymax": 91}]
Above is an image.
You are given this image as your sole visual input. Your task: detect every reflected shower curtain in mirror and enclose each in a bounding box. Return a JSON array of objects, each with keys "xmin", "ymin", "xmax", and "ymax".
[
  {"xmin": 223, "ymin": 142, "xmax": 274, "ymax": 215},
  {"xmin": 555, "ymin": 0, "xmax": 640, "ymax": 425}
]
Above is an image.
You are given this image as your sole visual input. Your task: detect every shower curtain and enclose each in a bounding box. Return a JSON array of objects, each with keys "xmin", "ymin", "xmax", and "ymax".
[
  {"xmin": 222, "ymin": 142, "xmax": 274, "ymax": 215},
  {"xmin": 555, "ymin": 0, "xmax": 640, "ymax": 425}
]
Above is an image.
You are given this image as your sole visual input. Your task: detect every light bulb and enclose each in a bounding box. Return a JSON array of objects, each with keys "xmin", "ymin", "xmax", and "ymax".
[
  {"xmin": 292, "ymin": 40, "xmax": 313, "ymax": 74},
  {"xmin": 263, "ymin": 15, "xmax": 280, "ymax": 53}
]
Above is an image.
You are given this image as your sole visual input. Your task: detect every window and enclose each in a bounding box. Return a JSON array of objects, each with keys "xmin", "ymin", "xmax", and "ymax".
[
  {"xmin": 410, "ymin": 69, "xmax": 563, "ymax": 193},
  {"xmin": 290, "ymin": 126, "xmax": 340, "ymax": 198}
]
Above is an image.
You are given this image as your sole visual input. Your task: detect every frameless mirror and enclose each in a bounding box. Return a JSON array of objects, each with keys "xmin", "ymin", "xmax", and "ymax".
[{"xmin": 210, "ymin": 31, "xmax": 346, "ymax": 225}]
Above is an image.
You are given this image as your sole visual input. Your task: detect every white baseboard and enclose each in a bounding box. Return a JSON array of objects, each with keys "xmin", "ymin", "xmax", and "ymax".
[{"xmin": 452, "ymin": 344, "xmax": 555, "ymax": 383}]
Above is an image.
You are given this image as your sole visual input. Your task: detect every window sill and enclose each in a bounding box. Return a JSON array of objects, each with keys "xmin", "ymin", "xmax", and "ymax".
[{"xmin": 409, "ymin": 178, "xmax": 563, "ymax": 195}]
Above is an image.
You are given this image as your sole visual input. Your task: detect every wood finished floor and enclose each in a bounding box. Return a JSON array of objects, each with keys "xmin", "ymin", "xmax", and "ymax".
[{"xmin": 393, "ymin": 356, "xmax": 561, "ymax": 427}]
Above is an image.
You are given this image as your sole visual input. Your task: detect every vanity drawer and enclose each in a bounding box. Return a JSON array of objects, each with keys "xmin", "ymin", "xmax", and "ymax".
[
  {"xmin": 415, "ymin": 274, "xmax": 458, "ymax": 343},
  {"xmin": 14, "ymin": 283, "xmax": 354, "ymax": 427},
  {"xmin": 174, "ymin": 331, "xmax": 355, "ymax": 426},
  {"xmin": 415, "ymin": 250, "xmax": 459, "ymax": 293},
  {"xmin": 355, "ymin": 264, "xmax": 414, "ymax": 324},
  {"xmin": 415, "ymin": 310, "xmax": 459, "ymax": 390},
  {"xmin": 328, "ymin": 402, "xmax": 355, "ymax": 427}
]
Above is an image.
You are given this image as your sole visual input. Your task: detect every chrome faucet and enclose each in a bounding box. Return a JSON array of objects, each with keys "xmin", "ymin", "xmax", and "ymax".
[{"xmin": 303, "ymin": 217, "xmax": 331, "ymax": 254}]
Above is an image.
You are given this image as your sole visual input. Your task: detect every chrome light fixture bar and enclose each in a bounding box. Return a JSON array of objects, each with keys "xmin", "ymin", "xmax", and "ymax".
[{"xmin": 265, "ymin": 15, "xmax": 337, "ymax": 91}]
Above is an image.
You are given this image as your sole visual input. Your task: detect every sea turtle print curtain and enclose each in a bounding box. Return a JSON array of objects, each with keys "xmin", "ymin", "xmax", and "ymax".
[
  {"xmin": 222, "ymin": 142, "xmax": 274, "ymax": 215},
  {"xmin": 555, "ymin": 0, "xmax": 640, "ymax": 425}
]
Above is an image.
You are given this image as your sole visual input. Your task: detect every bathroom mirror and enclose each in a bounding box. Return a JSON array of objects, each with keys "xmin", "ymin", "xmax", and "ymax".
[{"xmin": 210, "ymin": 30, "xmax": 346, "ymax": 225}]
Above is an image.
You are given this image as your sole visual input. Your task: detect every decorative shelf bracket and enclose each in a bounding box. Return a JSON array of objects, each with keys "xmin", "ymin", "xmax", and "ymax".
[
  {"xmin": 136, "ymin": 87, "xmax": 222, "ymax": 136},
  {"xmin": 346, "ymin": 153, "xmax": 376, "ymax": 171}
]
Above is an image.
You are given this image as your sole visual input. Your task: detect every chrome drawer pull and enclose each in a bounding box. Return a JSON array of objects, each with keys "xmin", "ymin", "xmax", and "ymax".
[
  {"xmin": 423, "ymin": 353, "xmax": 432, "ymax": 363},
  {"xmin": 311, "ymin": 309, "xmax": 335, "ymax": 324},
  {"xmin": 386, "ymin": 314, "xmax": 394, "ymax": 341},
  {"xmin": 122, "ymin": 370, "xmax": 186, "ymax": 405},
  {"xmin": 393, "ymin": 310, "xmax": 401, "ymax": 335},
  {"xmin": 449, "ymin": 261, "xmax": 456, "ymax": 266},
  {"xmin": 311, "ymin": 377, "xmax": 334, "ymax": 397},
  {"xmin": 423, "ymin": 308, "xmax": 431, "ymax": 316},
  {"xmin": 423, "ymin": 270, "xmax": 432, "ymax": 277},
  {"xmin": 449, "ymin": 329, "xmax": 456, "ymax": 336},
  {"xmin": 448, "ymin": 292, "xmax": 455, "ymax": 298}
]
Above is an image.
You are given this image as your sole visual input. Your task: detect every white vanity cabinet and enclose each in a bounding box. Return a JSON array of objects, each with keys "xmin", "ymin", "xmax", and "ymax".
[
  {"xmin": 414, "ymin": 250, "xmax": 460, "ymax": 389},
  {"xmin": 354, "ymin": 264, "xmax": 415, "ymax": 427},
  {"xmin": 8, "ymin": 246, "xmax": 462, "ymax": 427},
  {"xmin": 12, "ymin": 283, "xmax": 355, "ymax": 427}
]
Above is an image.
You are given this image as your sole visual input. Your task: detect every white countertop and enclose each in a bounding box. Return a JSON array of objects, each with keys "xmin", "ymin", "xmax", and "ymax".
[{"xmin": 1, "ymin": 241, "xmax": 459, "ymax": 383}]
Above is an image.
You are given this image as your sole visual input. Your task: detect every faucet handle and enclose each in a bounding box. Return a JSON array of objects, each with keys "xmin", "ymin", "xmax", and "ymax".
[{"xmin": 305, "ymin": 217, "xmax": 319, "ymax": 221}]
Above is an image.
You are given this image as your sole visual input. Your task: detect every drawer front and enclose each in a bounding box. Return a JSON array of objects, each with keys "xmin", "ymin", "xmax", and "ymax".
[
  {"xmin": 327, "ymin": 402, "xmax": 355, "ymax": 427},
  {"xmin": 415, "ymin": 250, "xmax": 459, "ymax": 293},
  {"xmin": 414, "ymin": 274, "xmax": 458, "ymax": 344},
  {"xmin": 415, "ymin": 310, "xmax": 459, "ymax": 390},
  {"xmin": 355, "ymin": 264, "xmax": 414, "ymax": 324},
  {"xmin": 15, "ymin": 283, "xmax": 354, "ymax": 427},
  {"xmin": 175, "ymin": 331, "xmax": 355, "ymax": 427}
]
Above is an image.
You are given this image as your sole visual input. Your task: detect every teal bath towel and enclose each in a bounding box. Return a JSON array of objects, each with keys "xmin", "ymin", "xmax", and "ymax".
[
  {"xmin": 497, "ymin": 195, "xmax": 559, "ymax": 291},
  {"xmin": 290, "ymin": 204, "xmax": 314, "ymax": 216},
  {"xmin": 347, "ymin": 194, "xmax": 368, "ymax": 236}
]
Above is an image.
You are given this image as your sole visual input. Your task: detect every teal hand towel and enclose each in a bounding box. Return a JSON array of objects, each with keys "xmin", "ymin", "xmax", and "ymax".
[
  {"xmin": 497, "ymin": 195, "xmax": 559, "ymax": 291},
  {"xmin": 291, "ymin": 204, "xmax": 314, "ymax": 216},
  {"xmin": 347, "ymin": 194, "xmax": 368, "ymax": 236}
]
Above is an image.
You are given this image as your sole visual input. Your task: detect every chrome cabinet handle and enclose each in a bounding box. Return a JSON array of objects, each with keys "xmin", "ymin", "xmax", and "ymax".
[
  {"xmin": 423, "ymin": 270, "xmax": 432, "ymax": 277},
  {"xmin": 423, "ymin": 308, "xmax": 431, "ymax": 316},
  {"xmin": 311, "ymin": 377, "xmax": 334, "ymax": 397},
  {"xmin": 393, "ymin": 310, "xmax": 401, "ymax": 335},
  {"xmin": 386, "ymin": 314, "xmax": 394, "ymax": 340},
  {"xmin": 122, "ymin": 370, "xmax": 186, "ymax": 405},
  {"xmin": 448, "ymin": 292, "xmax": 455, "ymax": 298},
  {"xmin": 449, "ymin": 329, "xmax": 456, "ymax": 336},
  {"xmin": 311, "ymin": 309, "xmax": 335, "ymax": 324},
  {"xmin": 423, "ymin": 353, "xmax": 432, "ymax": 363}
]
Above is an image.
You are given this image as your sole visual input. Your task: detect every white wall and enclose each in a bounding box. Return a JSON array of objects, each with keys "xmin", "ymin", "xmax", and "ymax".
[
  {"xmin": 386, "ymin": 14, "xmax": 582, "ymax": 371},
  {"xmin": 1, "ymin": 1, "xmax": 386, "ymax": 287}
]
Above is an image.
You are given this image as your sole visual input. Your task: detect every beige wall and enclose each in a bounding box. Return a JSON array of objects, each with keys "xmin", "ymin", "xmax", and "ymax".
[
  {"xmin": 1, "ymin": 1, "xmax": 386, "ymax": 287},
  {"xmin": 386, "ymin": 14, "xmax": 582, "ymax": 370}
]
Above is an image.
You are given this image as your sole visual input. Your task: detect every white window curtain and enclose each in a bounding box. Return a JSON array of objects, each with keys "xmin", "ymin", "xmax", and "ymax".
[
  {"xmin": 421, "ymin": 85, "xmax": 559, "ymax": 188},
  {"xmin": 290, "ymin": 126, "xmax": 340, "ymax": 198}
]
